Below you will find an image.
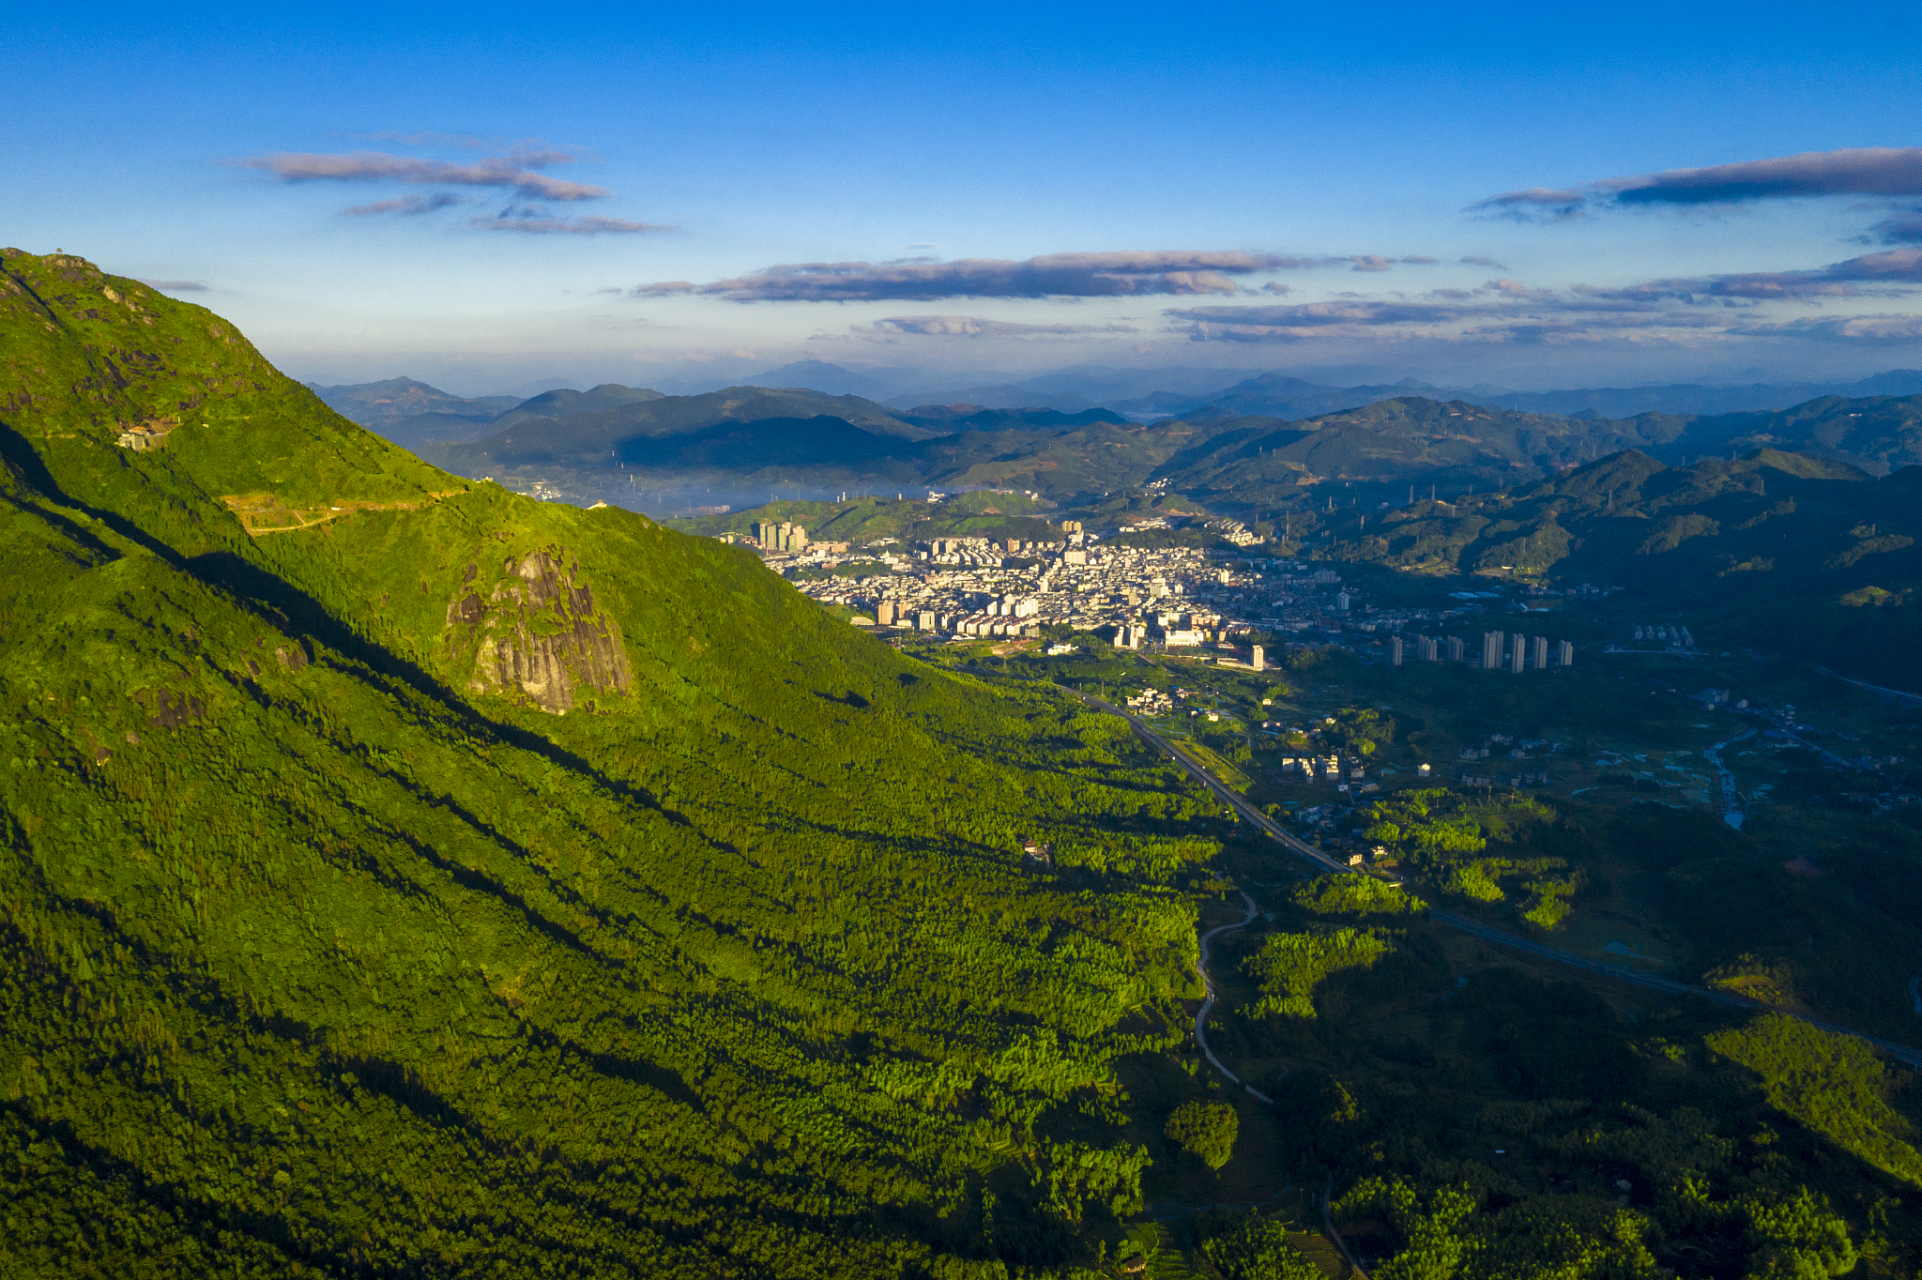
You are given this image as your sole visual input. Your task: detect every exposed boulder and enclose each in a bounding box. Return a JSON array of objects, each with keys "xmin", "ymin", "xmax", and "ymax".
[{"xmin": 446, "ymin": 546, "xmax": 632, "ymax": 712}]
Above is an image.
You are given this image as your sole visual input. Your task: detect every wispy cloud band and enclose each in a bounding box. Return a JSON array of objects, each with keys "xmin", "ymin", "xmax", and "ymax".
[
  {"xmin": 232, "ymin": 149, "xmax": 608, "ymax": 201},
  {"xmin": 1576, "ymin": 247, "xmax": 1922, "ymax": 302},
  {"xmin": 638, "ymin": 251, "xmax": 1315, "ymax": 301},
  {"xmin": 342, "ymin": 193, "xmax": 466, "ymax": 217},
  {"xmin": 1476, "ymin": 147, "xmax": 1922, "ymax": 217},
  {"xmin": 474, "ymin": 213, "xmax": 675, "ymax": 235},
  {"xmin": 638, "ymin": 248, "xmax": 1458, "ymax": 302},
  {"xmin": 861, "ymin": 315, "xmax": 1138, "ymax": 337}
]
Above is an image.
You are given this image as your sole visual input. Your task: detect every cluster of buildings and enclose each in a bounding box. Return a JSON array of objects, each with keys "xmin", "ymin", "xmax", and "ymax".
[
  {"xmin": 1277, "ymin": 753, "xmax": 1376, "ymax": 793},
  {"xmin": 764, "ymin": 524, "xmax": 1285, "ymax": 644},
  {"xmin": 1385, "ymin": 630, "xmax": 1575, "ymax": 672},
  {"xmin": 114, "ymin": 415, "xmax": 180, "ymax": 451},
  {"xmin": 1456, "ymin": 734, "xmax": 1565, "ymax": 788},
  {"xmin": 1125, "ymin": 688, "xmax": 1175, "ymax": 715},
  {"xmin": 733, "ymin": 517, "xmax": 1601, "ymax": 681},
  {"xmin": 750, "ymin": 520, "xmax": 851, "ymax": 554},
  {"xmin": 1607, "ymin": 623, "xmax": 1699, "ymax": 653},
  {"xmin": 1203, "ymin": 516, "xmax": 1263, "ymax": 546}
]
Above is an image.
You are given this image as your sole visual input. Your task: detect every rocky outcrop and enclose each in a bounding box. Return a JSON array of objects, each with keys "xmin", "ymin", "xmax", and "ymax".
[{"xmin": 446, "ymin": 547, "xmax": 632, "ymax": 713}]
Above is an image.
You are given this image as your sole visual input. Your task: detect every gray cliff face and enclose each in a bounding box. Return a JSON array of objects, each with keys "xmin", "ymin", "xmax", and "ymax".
[{"xmin": 446, "ymin": 548, "xmax": 633, "ymax": 712}]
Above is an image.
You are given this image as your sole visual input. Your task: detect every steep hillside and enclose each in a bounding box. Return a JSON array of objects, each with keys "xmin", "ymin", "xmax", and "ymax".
[{"xmin": 0, "ymin": 250, "xmax": 1218, "ymax": 1277}]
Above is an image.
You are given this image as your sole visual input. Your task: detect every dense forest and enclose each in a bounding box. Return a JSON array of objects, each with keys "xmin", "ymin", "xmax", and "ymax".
[{"xmin": 0, "ymin": 250, "xmax": 1227, "ymax": 1275}]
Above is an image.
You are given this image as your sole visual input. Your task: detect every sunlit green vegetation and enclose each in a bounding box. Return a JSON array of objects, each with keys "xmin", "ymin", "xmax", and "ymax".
[
  {"xmin": 0, "ymin": 250, "xmax": 1228, "ymax": 1276},
  {"xmin": 1707, "ymin": 1014, "xmax": 1922, "ymax": 1188},
  {"xmin": 1196, "ymin": 1211, "xmax": 1320, "ymax": 1280},
  {"xmin": 1291, "ymin": 873, "xmax": 1421, "ymax": 917},
  {"xmin": 1242, "ymin": 928, "xmax": 1395, "ymax": 1019},
  {"xmin": 1163, "ymin": 1100, "xmax": 1239, "ymax": 1170}
]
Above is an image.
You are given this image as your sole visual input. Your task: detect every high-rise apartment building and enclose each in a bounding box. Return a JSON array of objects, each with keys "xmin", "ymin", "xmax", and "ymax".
[
  {"xmin": 1531, "ymin": 636, "xmax": 1548, "ymax": 670},
  {"xmin": 1482, "ymin": 631, "xmax": 1503, "ymax": 670},
  {"xmin": 1446, "ymin": 636, "xmax": 1465, "ymax": 663},
  {"xmin": 751, "ymin": 521, "xmax": 809, "ymax": 553},
  {"xmin": 1558, "ymin": 639, "xmax": 1575, "ymax": 667}
]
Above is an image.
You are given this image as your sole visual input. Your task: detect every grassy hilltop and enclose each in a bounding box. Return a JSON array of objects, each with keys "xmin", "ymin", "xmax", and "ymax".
[{"xmin": 0, "ymin": 249, "xmax": 1227, "ymax": 1277}]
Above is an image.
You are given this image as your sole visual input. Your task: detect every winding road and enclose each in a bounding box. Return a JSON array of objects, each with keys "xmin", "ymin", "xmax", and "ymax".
[
  {"xmin": 1702, "ymin": 727, "xmax": 1754, "ymax": 830},
  {"xmin": 1192, "ymin": 889, "xmax": 1274, "ymax": 1104}
]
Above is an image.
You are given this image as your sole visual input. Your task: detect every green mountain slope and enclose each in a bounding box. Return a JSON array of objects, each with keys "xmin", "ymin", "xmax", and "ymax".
[
  {"xmin": 918, "ymin": 417, "xmax": 1231, "ymax": 501},
  {"xmin": 0, "ymin": 250, "xmax": 1218, "ymax": 1277},
  {"xmin": 1674, "ymin": 393, "xmax": 1922, "ymax": 474},
  {"xmin": 483, "ymin": 382, "xmax": 667, "ymax": 431},
  {"xmin": 1155, "ymin": 397, "xmax": 1682, "ymax": 506}
]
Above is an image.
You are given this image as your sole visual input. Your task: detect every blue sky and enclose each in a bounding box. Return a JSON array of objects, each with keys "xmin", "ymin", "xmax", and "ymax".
[{"xmin": 8, "ymin": 3, "xmax": 1922, "ymax": 393}]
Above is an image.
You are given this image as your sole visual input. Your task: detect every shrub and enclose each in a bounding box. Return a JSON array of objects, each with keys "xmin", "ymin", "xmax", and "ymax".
[{"xmin": 1164, "ymin": 1100, "xmax": 1239, "ymax": 1170}]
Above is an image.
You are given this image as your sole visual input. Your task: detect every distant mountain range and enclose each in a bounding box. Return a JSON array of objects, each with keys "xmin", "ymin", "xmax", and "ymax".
[
  {"xmin": 883, "ymin": 384, "xmax": 1104, "ymax": 413},
  {"xmin": 421, "ymin": 386, "xmax": 941, "ymax": 483},
  {"xmin": 486, "ymin": 383, "xmax": 667, "ymax": 431},
  {"xmin": 313, "ymin": 363, "xmax": 1922, "ymax": 437},
  {"xmin": 385, "ymin": 377, "xmax": 1922, "ymax": 511},
  {"xmin": 311, "ymin": 371, "xmax": 1132, "ymax": 451},
  {"xmin": 1128, "ymin": 369, "xmax": 1922, "ymax": 424},
  {"xmin": 309, "ymin": 363, "xmax": 1922, "ymax": 512},
  {"xmin": 702, "ymin": 360, "xmax": 1922, "ymax": 424},
  {"xmin": 303, "ymin": 377, "xmax": 519, "ymax": 438}
]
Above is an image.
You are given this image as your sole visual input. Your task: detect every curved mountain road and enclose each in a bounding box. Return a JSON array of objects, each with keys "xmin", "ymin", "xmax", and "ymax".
[
  {"xmin": 1192, "ymin": 889, "xmax": 1274, "ymax": 1103},
  {"xmin": 1702, "ymin": 727, "xmax": 1754, "ymax": 829}
]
